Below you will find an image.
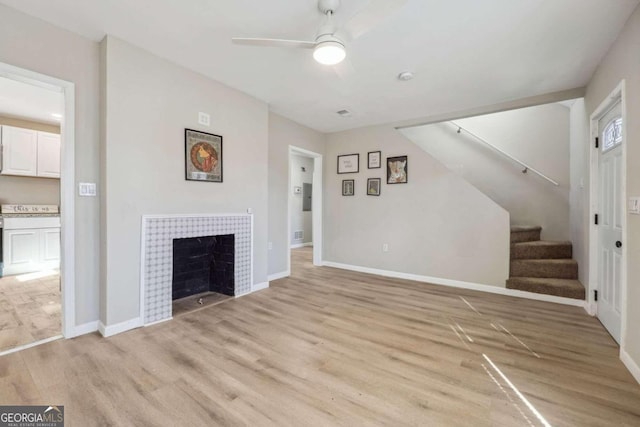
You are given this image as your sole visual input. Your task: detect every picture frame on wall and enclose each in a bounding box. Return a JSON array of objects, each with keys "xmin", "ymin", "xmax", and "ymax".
[
  {"xmin": 367, "ymin": 178, "xmax": 381, "ymax": 196},
  {"xmin": 387, "ymin": 155, "xmax": 408, "ymax": 184},
  {"xmin": 368, "ymin": 151, "xmax": 381, "ymax": 169},
  {"xmin": 342, "ymin": 179, "xmax": 355, "ymax": 196},
  {"xmin": 185, "ymin": 129, "xmax": 223, "ymax": 182},
  {"xmin": 337, "ymin": 153, "xmax": 359, "ymax": 174}
]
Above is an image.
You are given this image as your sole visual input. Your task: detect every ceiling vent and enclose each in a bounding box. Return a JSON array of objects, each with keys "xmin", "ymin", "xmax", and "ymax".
[{"xmin": 336, "ymin": 109, "xmax": 352, "ymax": 117}]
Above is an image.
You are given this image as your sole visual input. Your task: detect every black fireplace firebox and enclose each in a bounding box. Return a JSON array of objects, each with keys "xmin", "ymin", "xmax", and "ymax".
[{"xmin": 172, "ymin": 234, "xmax": 235, "ymax": 300}]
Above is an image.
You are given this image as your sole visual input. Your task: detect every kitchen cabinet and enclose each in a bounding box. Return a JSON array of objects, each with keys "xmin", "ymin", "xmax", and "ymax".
[
  {"xmin": 0, "ymin": 126, "xmax": 61, "ymax": 178},
  {"xmin": 2, "ymin": 217, "xmax": 61, "ymax": 276}
]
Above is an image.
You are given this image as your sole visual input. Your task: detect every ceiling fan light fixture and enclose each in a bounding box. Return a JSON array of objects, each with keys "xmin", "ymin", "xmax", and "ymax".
[{"xmin": 313, "ymin": 40, "xmax": 346, "ymax": 65}]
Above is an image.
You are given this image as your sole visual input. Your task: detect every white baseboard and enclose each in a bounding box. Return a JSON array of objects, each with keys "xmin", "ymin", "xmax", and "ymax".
[
  {"xmin": 70, "ymin": 320, "xmax": 99, "ymax": 337},
  {"xmin": 252, "ymin": 281, "xmax": 269, "ymax": 292},
  {"xmin": 322, "ymin": 261, "xmax": 587, "ymax": 308},
  {"xmin": 268, "ymin": 270, "xmax": 290, "ymax": 281},
  {"xmin": 621, "ymin": 349, "xmax": 640, "ymax": 385},
  {"xmin": 290, "ymin": 242, "xmax": 313, "ymax": 249},
  {"xmin": 98, "ymin": 317, "xmax": 143, "ymax": 338}
]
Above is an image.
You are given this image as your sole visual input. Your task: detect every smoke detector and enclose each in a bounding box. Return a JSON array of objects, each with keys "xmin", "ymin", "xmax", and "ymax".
[{"xmin": 397, "ymin": 71, "xmax": 414, "ymax": 81}]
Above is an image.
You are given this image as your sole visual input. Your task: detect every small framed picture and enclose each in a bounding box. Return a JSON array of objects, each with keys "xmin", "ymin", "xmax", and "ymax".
[
  {"xmin": 368, "ymin": 151, "xmax": 381, "ymax": 169},
  {"xmin": 342, "ymin": 179, "xmax": 355, "ymax": 196},
  {"xmin": 337, "ymin": 154, "xmax": 359, "ymax": 174},
  {"xmin": 185, "ymin": 129, "xmax": 223, "ymax": 182},
  {"xmin": 367, "ymin": 178, "xmax": 381, "ymax": 196},
  {"xmin": 387, "ymin": 155, "xmax": 408, "ymax": 184}
]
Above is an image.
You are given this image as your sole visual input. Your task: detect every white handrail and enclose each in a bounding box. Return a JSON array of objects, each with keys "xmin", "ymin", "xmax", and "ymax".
[{"xmin": 449, "ymin": 121, "xmax": 559, "ymax": 186}]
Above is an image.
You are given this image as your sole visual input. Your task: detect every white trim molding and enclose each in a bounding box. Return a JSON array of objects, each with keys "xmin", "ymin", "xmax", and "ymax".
[
  {"xmin": 0, "ymin": 61, "xmax": 77, "ymax": 340},
  {"xmin": 252, "ymin": 281, "xmax": 269, "ymax": 292},
  {"xmin": 99, "ymin": 318, "xmax": 143, "ymax": 338},
  {"xmin": 290, "ymin": 242, "xmax": 313, "ymax": 249},
  {"xmin": 268, "ymin": 270, "xmax": 290, "ymax": 281},
  {"xmin": 71, "ymin": 321, "xmax": 99, "ymax": 337},
  {"xmin": 0, "ymin": 335, "xmax": 63, "ymax": 357},
  {"xmin": 323, "ymin": 261, "xmax": 587, "ymax": 308},
  {"xmin": 621, "ymin": 349, "xmax": 640, "ymax": 385}
]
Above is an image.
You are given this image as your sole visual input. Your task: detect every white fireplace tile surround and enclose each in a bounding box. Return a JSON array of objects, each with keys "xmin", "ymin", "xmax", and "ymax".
[{"xmin": 140, "ymin": 214, "xmax": 253, "ymax": 325}]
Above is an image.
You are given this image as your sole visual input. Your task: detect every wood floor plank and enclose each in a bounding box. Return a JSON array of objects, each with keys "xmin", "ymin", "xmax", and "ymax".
[{"xmin": 1, "ymin": 247, "xmax": 639, "ymax": 426}]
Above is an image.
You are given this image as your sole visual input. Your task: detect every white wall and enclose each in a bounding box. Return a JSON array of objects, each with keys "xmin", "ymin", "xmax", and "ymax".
[
  {"xmin": 268, "ymin": 113, "xmax": 325, "ymax": 277},
  {"xmin": 324, "ymin": 125, "xmax": 510, "ymax": 287},
  {"xmin": 401, "ymin": 103, "xmax": 570, "ymax": 241},
  {"xmin": 289, "ymin": 154, "xmax": 314, "ymax": 246},
  {"xmin": 569, "ymin": 99, "xmax": 589, "ymax": 284},
  {"xmin": 0, "ymin": 5, "xmax": 101, "ymax": 326},
  {"xmin": 101, "ymin": 36, "xmax": 269, "ymax": 326},
  {"xmin": 584, "ymin": 3, "xmax": 640, "ymax": 373}
]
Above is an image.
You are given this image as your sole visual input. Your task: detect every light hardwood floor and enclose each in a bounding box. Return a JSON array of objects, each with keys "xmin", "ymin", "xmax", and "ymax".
[
  {"xmin": 0, "ymin": 271, "xmax": 60, "ymax": 353},
  {"xmin": 1, "ymin": 248, "xmax": 639, "ymax": 426}
]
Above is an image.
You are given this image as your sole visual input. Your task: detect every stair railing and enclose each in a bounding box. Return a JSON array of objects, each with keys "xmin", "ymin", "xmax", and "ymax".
[{"xmin": 449, "ymin": 121, "xmax": 559, "ymax": 186}]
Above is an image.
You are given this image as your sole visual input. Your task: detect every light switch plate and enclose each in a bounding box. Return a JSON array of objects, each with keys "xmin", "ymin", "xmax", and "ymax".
[
  {"xmin": 79, "ymin": 182, "xmax": 97, "ymax": 197},
  {"xmin": 629, "ymin": 197, "xmax": 640, "ymax": 214},
  {"xmin": 198, "ymin": 112, "xmax": 210, "ymax": 126}
]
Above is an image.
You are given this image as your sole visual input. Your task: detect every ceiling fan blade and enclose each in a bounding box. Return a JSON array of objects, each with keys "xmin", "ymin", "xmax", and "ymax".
[
  {"xmin": 336, "ymin": 0, "xmax": 407, "ymax": 41},
  {"xmin": 231, "ymin": 38, "xmax": 316, "ymax": 49}
]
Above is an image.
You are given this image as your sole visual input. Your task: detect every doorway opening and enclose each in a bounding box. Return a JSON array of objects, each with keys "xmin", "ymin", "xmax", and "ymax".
[
  {"xmin": 589, "ymin": 80, "xmax": 627, "ymax": 345},
  {"xmin": 0, "ymin": 62, "xmax": 75, "ymax": 355},
  {"xmin": 288, "ymin": 146, "xmax": 323, "ymax": 274}
]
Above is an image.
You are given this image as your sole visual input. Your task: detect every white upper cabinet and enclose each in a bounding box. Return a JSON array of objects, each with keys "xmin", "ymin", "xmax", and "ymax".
[
  {"xmin": 0, "ymin": 125, "xmax": 60, "ymax": 178},
  {"xmin": 36, "ymin": 131, "xmax": 61, "ymax": 178},
  {"xmin": 1, "ymin": 125, "xmax": 38, "ymax": 176}
]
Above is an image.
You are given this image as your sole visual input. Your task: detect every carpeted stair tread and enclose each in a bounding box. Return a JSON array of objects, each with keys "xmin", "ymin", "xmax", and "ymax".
[
  {"xmin": 510, "ymin": 225, "xmax": 542, "ymax": 232},
  {"xmin": 510, "ymin": 226, "xmax": 542, "ymax": 243},
  {"xmin": 511, "ymin": 240, "xmax": 573, "ymax": 259},
  {"xmin": 510, "ymin": 259, "xmax": 578, "ymax": 279},
  {"xmin": 506, "ymin": 277, "xmax": 585, "ymax": 299}
]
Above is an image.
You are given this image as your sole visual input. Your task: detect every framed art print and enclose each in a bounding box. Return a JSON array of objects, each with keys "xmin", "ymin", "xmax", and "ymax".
[
  {"xmin": 337, "ymin": 153, "xmax": 359, "ymax": 174},
  {"xmin": 342, "ymin": 179, "xmax": 355, "ymax": 196},
  {"xmin": 387, "ymin": 155, "xmax": 408, "ymax": 184},
  {"xmin": 185, "ymin": 129, "xmax": 223, "ymax": 182},
  {"xmin": 367, "ymin": 178, "xmax": 381, "ymax": 196},
  {"xmin": 368, "ymin": 151, "xmax": 381, "ymax": 169}
]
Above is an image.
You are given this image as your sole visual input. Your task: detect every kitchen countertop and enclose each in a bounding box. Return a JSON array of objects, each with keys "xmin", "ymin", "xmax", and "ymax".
[{"xmin": 0, "ymin": 213, "xmax": 61, "ymax": 218}]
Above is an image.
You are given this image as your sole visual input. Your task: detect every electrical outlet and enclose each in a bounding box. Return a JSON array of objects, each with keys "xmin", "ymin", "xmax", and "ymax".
[
  {"xmin": 268, "ymin": 242, "xmax": 273, "ymax": 250},
  {"xmin": 198, "ymin": 112, "xmax": 210, "ymax": 126},
  {"xmin": 383, "ymin": 243, "xmax": 389, "ymax": 252}
]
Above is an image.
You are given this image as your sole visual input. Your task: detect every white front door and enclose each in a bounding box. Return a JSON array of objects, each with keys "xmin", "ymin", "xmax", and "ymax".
[{"xmin": 597, "ymin": 101, "xmax": 623, "ymax": 344}]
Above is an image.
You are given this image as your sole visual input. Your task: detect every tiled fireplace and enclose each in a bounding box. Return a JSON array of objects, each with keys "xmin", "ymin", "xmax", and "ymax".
[{"xmin": 141, "ymin": 214, "xmax": 252, "ymax": 325}]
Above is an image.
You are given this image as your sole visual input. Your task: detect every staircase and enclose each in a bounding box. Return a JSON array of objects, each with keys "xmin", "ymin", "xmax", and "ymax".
[{"xmin": 507, "ymin": 226, "xmax": 585, "ymax": 299}]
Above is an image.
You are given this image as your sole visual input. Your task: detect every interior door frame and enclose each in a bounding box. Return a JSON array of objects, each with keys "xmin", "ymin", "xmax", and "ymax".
[
  {"xmin": 288, "ymin": 146, "xmax": 323, "ymax": 270},
  {"xmin": 588, "ymin": 80, "xmax": 627, "ymax": 347},
  {"xmin": 0, "ymin": 61, "xmax": 76, "ymax": 339}
]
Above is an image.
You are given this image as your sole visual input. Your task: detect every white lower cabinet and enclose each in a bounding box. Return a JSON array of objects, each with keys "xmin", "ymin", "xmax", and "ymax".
[{"xmin": 2, "ymin": 217, "xmax": 60, "ymax": 276}]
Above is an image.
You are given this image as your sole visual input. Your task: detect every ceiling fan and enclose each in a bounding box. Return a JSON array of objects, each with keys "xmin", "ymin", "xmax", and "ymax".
[{"xmin": 232, "ymin": 0, "xmax": 407, "ymax": 66}]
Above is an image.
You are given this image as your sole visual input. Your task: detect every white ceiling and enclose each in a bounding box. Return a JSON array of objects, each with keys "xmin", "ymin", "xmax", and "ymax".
[
  {"xmin": 0, "ymin": 77, "xmax": 62, "ymax": 124},
  {"xmin": 1, "ymin": 0, "xmax": 637, "ymax": 132}
]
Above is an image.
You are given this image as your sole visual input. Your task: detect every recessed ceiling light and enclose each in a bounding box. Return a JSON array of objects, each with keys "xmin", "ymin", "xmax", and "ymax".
[{"xmin": 397, "ymin": 71, "xmax": 414, "ymax": 81}]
